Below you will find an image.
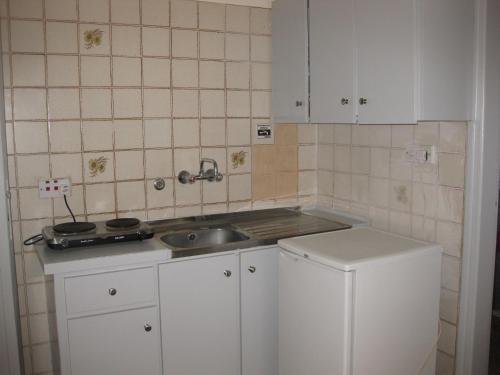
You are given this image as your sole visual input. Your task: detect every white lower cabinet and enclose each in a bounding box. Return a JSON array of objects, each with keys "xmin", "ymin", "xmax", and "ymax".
[
  {"xmin": 241, "ymin": 248, "xmax": 279, "ymax": 375},
  {"xmin": 67, "ymin": 307, "xmax": 162, "ymax": 375},
  {"xmin": 159, "ymin": 253, "xmax": 240, "ymax": 375},
  {"xmin": 53, "ymin": 247, "xmax": 279, "ymax": 375},
  {"xmin": 159, "ymin": 247, "xmax": 279, "ymax": 375}
]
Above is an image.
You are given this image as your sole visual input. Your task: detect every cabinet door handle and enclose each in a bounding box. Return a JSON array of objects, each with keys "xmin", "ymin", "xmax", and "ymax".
[
  {"xmin": 248, "ymin": 266, "xmax": 256, "ymax": 273},
  {"xmin": 295, "ymin": 100, "xmax": 303, "ymax": 107},
  {"xmin": 224, "ymin": 270, "xmax": 232, "ymax": 278},
  {"xmin": 108, "ymin": 288, "xmax": 117, "ymax": 296},
  {"xmin": 359, "ymin": 98, "xmax": 368, "ymax": 105},
  {"xmin": 144, "ymin": 324, "xmax": 152, "ymax": 332},
  {"xmin": 341, "ymin": 98, "xmax": 350, "ymax": 105}
]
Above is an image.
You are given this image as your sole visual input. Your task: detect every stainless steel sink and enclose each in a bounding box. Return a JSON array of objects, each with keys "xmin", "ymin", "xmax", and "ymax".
[{"xmin": 160, "ymin": 227, "xmax": 249, "ymax": 249}]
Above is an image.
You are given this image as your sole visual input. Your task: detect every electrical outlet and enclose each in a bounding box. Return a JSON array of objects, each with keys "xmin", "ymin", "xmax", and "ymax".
[
  {"xmin": 404, "ymin": 145, "xmax": 436, "ymax": 164},
  {"xmin": 38, "ymin": 178, "xmax": 71, "ymax": 198}
]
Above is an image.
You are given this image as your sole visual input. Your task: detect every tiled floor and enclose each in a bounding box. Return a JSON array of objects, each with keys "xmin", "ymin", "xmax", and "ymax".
[{"xmin": 490, "ymin": 314, "xmax": 500, "ymax": 374}]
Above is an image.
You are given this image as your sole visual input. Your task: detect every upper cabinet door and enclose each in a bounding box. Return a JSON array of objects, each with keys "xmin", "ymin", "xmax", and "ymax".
[
  {"xmin": 355, "ymin": 0, "xmax": 416, "ymax": 124},
  {"xmin": 309, "ymin": 0, "xmax": 355, "ymax": 124},
  {"xmin": 417, "ymin": 0, "xmax": 473, "ymax": 121},
  {"xmin": 272, "ymin": 0, "xmax": 309, "ymax": 123}
]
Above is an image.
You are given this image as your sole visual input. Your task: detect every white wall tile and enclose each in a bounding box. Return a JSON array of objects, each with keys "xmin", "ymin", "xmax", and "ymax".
[
  {"xmin": 142, "ymin": 27, "xmax": 170, "ymax": 56},
  {"xmin": 199, "ymin": 2, "xmax": 225, "ymax": 31},
  {"xmin": 142, "ymin": 0, "xmax": 170, "ymax": 26},
  {"xmin": 171, "ymin": 0, "xmax": 197, "ymax": 28}
]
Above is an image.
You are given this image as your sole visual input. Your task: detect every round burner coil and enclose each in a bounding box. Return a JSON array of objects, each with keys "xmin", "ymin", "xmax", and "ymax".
[
  {"xmin": 53, "ymin": 222, "xmax": 97, "ymax": 235},
  {"xmin": 106, "ymin": 218, "xmax": 140, "ymax": 230}
]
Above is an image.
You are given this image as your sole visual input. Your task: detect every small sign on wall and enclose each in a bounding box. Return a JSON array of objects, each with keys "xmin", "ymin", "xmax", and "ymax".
[
  {"xmin": 252, "ymin": 122, "xmax": 274, "ymax": 144},
  {"xmin": 256, "ymin": 123, "xmax": 272, "ymax": 139}
]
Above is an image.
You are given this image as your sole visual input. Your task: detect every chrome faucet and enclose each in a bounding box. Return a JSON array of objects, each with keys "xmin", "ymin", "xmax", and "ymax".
[{"xmin": 178, "ymin": 158, "xmax": 223, "ymax": 184}]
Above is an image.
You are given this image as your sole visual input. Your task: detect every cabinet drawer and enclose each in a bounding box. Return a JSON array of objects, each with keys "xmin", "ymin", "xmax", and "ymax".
[{"xmin": 65, "ymin": 267, "xmax": 155, "ymax": 315}]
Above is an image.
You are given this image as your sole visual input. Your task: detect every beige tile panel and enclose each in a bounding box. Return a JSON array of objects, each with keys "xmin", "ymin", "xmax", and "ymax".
[
  {"xmin": 440, "ymin": 122, "xmax": 467, "ymax": 154},
  {"xmin": 142, "ymin": 27, "xmax": 170, "ymax": 57},
  {"xmin": 113, "ymin": 57, "xmax": 142, "ymax": 86},
  {"xmin": 199, "ymin": 31, "xmax": 225, "ymax": 59},
  {"xmin": 226, "ymin": 5, "xmax": 249, "ymax": 33},
  {"xmin": 250, "ymin": 8, "xmax": 271, "ymax": 35},
  {"xmin": 171, "ymin": 0, "xmax": 197, "ymax": 28},
  {"xmin": 47, "ymin": 55, "xmax": 79, "ymax": 87},
  {"xmin": 199, "ymin": 2, "xmax": 225, "ymax": 31},
  {"xmin": 142, "ymin": 0, "xmax": 170, "ymax": 26},
  {"xmin": 12, "ymin": 55, "xmax": 45, "ymax": 87},
  {"xmin": 111, "ymin": 0, "xmax": 140, "ymax": 24},
  {"xmin": 81, "ymin": 56, "xmax": 111, "ymax": 86},
  {"xmin": 79, "ymin": 0, "xmax": 109, "ymax": 23},
  {"xmin": 10, "ymin": 20, "xmax": 44, "ymax": 53},
  {"xmin": 45, "ymin": 0, "xmax": 78, "ymax": 20}
]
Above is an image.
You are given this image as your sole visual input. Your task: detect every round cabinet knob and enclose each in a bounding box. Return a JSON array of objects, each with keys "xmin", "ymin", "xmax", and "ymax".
[
  {"xmin": 224, "ymin": 270, "xmax": 232, "ymax": 278},
  {"xmin": 341, "ymin": 98, "xmax": 350, "ymax": 105},
  {"xmin": 108, "ymin": 288, "xmax": 117, "ymax": 296},
  {"xmin": 144, "ymin": 324, "xmax": 152, "ymax": 332},
  {"xmin": 248, "ymin": 266, "xmax": 256, "ymax": 273},
  {"xmin": 359, "ymin": 98, "xmax": 368, "ymax": 105}
]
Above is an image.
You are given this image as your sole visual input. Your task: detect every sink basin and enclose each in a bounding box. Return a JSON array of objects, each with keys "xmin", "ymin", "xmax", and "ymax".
[{"xmin": 160, "ymin": 227, "xmax": 249, "ymax": 249}]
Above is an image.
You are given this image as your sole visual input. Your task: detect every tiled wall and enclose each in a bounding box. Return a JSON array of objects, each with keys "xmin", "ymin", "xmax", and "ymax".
[
  {"xmin": 0, "ymin": 1, "xmax": 317, "ymax": 373},
  {"xmin": 314, "ymin": 122, "xmax": 467, "ymax": 374},
  {"xmin": 0, "ymin": 1, "xmax": 467, "ymax": 374}
]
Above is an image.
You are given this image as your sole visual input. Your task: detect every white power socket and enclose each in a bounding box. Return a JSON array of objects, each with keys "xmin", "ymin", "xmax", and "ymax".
[
  {"xmin": 38, "ymin": 178, "xmax": 71, "ymax": 198},
  {"xmin": 404, "ymin": 145, "xmax": 436, "ymax": 164}
]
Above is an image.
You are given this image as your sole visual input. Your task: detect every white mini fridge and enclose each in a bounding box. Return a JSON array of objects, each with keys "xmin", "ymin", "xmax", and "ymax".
[{"xmin": 278, "ymin": 227, "xmax": 442, "ymax": 375}]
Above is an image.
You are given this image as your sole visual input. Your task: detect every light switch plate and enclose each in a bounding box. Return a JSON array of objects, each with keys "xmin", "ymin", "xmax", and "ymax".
[{"xmin": 38, "ymin": 178, "xmax": 71, "ymax": 198}]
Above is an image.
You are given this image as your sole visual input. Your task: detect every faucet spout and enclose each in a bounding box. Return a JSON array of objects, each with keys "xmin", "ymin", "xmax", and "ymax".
[{"xmin": 178, "ymin": 158, "xmax": 223, "ymax": 184}]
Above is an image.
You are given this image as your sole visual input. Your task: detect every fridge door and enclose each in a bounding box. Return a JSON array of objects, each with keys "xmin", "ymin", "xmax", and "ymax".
[{"xmin": 279, "ymin": 250, "xmax": 352, "ymax": 375}]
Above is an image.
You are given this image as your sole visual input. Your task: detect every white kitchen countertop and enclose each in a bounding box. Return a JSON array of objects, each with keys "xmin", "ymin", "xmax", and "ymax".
[
  {"xmin": 36, "ymin": 239, "xmax": 171, "ymax": 275},
  {"xmin": 278, "ymin": 227, "xmax": 442, "ymax": 271}
]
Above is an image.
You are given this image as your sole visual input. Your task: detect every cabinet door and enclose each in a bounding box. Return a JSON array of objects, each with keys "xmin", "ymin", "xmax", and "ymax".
[
  {"xmin": 418, "ymin": 0, "xmax": 473, "ymax": 121},
  {"xmin": 241, "ymin": 247, "xmax": 279, "ymax": 375},
  {"xmin": 159, "ymin": 254, "xmax": 239, "ymax": 375},
  {"xmin": 355, "ymin": 0, "xmax": 416, "ymax": 124},
  {"xmin": 309, "ymin": 0, "xmax": 355, "ymax": 123},
  {"xmin": 67, "ymin": 307, "xmax": 162, "ymax": 375},
  {"xmin": 279, "ymin": 251, "xmax": 352, "ymax": 375},
  {"xmin": 271, "ymin": 0, "xmax": 309, "ymax": 123}
]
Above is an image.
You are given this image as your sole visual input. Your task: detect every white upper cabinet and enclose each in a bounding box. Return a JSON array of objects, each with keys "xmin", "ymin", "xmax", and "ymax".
[
  {"xmin": 309, "ymin": 0, "xmax": 355, "ymax": 123},
  {"xmin": 355, "ymin": 0, "xmax": 416, "ymax": 124},
  {"xmin": 272, "ymin": 0, "xmax": 473, "ymax": 124},
  {"xmin": 417, "ymin": 0, "xmax": 474, "ymax": 121},
  {"xmin": 271, "ymin": 0, "xmax": 309, "ymax": 123}
]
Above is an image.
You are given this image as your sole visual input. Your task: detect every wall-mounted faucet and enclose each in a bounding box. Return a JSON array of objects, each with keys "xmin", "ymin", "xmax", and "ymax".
[{"xmin": 178, "ymin": 158, "xmax": 223, "ymax": 184}]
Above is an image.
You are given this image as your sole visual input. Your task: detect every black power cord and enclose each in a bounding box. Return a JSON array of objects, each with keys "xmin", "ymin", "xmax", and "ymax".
[
  {"xmin": 24, "ymin": 194, "xmax": 77, "ymax": 246},
  {"xmin": 63, "ymin": 194, "xmax": 76, "ymax": 223}
]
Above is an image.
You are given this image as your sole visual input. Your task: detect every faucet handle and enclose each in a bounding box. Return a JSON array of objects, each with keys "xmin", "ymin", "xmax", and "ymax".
[{"xmin": 178, "ymin": 170, "xmax": 195, "ymax": 184}]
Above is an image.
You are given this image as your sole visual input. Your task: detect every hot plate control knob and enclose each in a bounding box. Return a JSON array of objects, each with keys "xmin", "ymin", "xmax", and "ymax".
[
  {"xmin": 137, "ymin": 231, "xmax": 144, "ymax": 241},
  {"xmin": 60, "ymin": 238, "xmax": 69, "ymax": 247}
]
